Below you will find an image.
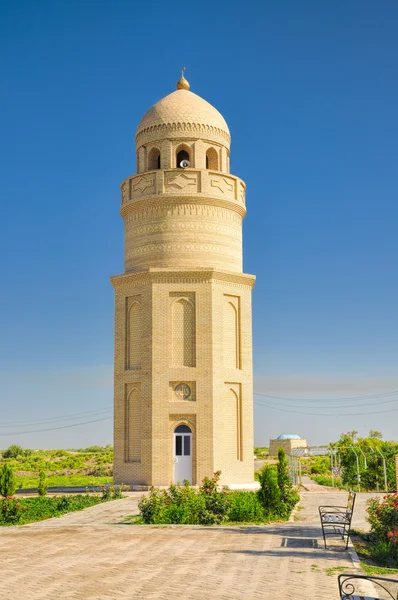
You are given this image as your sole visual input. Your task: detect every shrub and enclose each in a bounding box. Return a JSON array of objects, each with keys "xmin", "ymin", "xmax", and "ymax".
[
  {"xmin": 227, "ymin": 491, "xmax": 265, "ymax": 522},
  {"xmin": 0, "ymin": 494, "xmax": 105, "ymax": 526},
  {"xmin": 310, "ymin": 456, "xmax": 330, "ymax": 475},
  {"xmin": 0, "ymin": 497, "xmax": 25, "ymax": 524},
  {"xmin": 310, "ymin": 475, "xmax": 343, "ymax": 488},
  {"xmin": 88, "ymin": 464, "xmax": 112, "ymax": 477},
  {"xmin": 367, "ymin": 493, "xmax": 398, "ymax": 565},
  {"xmin": 100, "ymin": 484, "xmax": 129, "ymax": 501},
  {"xmin": 2, "ymin": 445, "xmax": 25, "ymax": 459},
  {"xmin": 38, "ymin": 469, "xmax": 48, "ymax": 497},
  {"xmin": 277, "ymin": 448, "xmax": 299, "ymax": 517},
  {"xmin": 0, "ymin": 464, "xmax": 18, "ymax": 497},
  {"xmin": 199, "ymin": 471, "xmax": 229, "ymax": 524},
  {"xmin": 138, "ymin": 469, "xmax": 297, "ymax": 526},
  {"xmin": 257, "ymin": 465, "xmax": 281, "ymax": 517}
]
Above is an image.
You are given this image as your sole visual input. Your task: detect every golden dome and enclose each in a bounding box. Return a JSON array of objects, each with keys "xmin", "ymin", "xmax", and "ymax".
[
  {"xmin": 136, "ymin": 88, "xmax": 230, "ymax": 144},
  {"xmin": 176, "ymin": 75, "xmax": 190, "ymax": 90}
]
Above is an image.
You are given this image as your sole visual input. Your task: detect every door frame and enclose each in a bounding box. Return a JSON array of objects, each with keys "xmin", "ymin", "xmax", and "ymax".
[{"xmin": 173, "ymin": 426, "xmax": 193, "ymax": 484}]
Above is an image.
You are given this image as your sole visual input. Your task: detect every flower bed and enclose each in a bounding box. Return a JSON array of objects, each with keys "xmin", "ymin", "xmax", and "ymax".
[
  {"xmin": 138, "ymin": 456, "xmax": 299, "ymax": 526},
  {"xmin": 0, "ymin": 485, "xmax": 127, "ymax": 526},
  {"xmin": 0, "ymin": 494, "xmax": 103, "ymax": 525},
  {"xmin": 365, "ymin": 493, "xmax": 398, "ymax": 567}
]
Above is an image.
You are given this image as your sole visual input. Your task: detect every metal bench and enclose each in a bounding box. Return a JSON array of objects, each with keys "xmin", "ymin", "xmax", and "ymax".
[
  {"xmin": 319, "ymin": 490, "xmax": 356, "ymax": 549},
  {"xmin": 338, "ymin": 573, "xmax": 398, "ymax": 599}
]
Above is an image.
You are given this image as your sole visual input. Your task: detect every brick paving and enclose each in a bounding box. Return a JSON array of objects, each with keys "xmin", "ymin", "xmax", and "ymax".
[{"xmin": 0, "ymin": 490, "xmax": 382, "ymax": 600}]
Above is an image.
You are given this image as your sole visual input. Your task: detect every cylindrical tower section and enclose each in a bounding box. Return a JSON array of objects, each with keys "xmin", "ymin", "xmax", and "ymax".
[{"xmin": 121, "ymin": 76, "xmax": 247, "ymax": 273}]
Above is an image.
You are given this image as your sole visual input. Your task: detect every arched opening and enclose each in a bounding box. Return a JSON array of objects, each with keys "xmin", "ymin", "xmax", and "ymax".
[
  {"xmin": 175, "ymin": 424, "xmax": 192, "ymax": 433},
  {"xmin": 148, "ymin": 147, "xmax": 161, "ymax": 170},
  {"xmin": 176, "ymin": 146, "xmax": 191, "ymax": 168},
  {"xmin": 206, "ymin": 147, "xmax": 218, "ymax": 171},
  {"xmin": 174, "ymin": 424, "xmax": 192, "ymax": 483}
]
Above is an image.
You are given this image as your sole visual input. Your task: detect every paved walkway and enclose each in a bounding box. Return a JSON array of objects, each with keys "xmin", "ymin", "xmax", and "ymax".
[{"xmin": 0, "ymin": 490, "xmax": 382, "ymax": 600}]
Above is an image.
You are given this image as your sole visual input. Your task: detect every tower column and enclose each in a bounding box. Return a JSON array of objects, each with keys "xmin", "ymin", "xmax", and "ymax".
[{"xmin": 112, "ymin": 74, "xmax": 256, "ymax": 487}]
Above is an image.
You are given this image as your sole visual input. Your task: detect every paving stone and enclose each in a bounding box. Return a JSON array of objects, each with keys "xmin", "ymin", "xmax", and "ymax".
[{"xmin": 0, "ymin": 491, "xmax": 383, "ymax": 599}]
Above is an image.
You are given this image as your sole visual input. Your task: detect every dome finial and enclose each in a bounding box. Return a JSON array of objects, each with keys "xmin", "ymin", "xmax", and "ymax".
[{"xmin": 176, "ymin": 65, "xmax": 190, "ymax": 90}]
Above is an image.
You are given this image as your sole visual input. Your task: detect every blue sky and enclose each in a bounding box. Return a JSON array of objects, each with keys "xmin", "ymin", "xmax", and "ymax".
[{"xmin": 0, "ymin": 0, "xmax": 397, "ymax": 448}]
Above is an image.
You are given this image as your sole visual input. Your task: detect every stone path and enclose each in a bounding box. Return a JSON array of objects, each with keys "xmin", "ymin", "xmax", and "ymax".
[{"xmin": 0, "ymin": 490, "xmax": 383, "ymax": 600}]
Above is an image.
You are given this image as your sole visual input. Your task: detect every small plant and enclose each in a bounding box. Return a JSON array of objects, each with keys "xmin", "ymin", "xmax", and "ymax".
[
  {"xmin": 199, "ymin": 471, "xmax": 229, "ymax": 524},
  {"xmin": 100, "ymin": 483, "xmax": 129, "ymax": 501},
  {"xmin": 0, "ymin": 463, "xmax": 18, "ymax": 498},
  {"xmin": 37, "ymin": 469, "xmax": 48, "ymax": 497}
]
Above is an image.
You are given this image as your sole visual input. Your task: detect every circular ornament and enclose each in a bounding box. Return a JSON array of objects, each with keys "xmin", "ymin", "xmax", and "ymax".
[{"xmin": 174, "ymin": 383, "xmax": 191, "ymax": 400}]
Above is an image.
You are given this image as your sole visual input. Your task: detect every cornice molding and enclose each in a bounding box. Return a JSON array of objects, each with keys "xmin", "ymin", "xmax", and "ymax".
[
  {"xmin": 110, "ymin": 268, "xmax": 256, "ymax": 291},
  {"xmin": 136, "ymin": 122, "xmax": 230, "ymax": 146},
  {"xmin": 120, "ymin": 195, "xmax": 246, "ymax": 219}
]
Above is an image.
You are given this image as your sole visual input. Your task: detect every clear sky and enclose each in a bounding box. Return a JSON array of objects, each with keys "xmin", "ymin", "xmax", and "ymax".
[{"xmin": 0, "ymin": 0, "xmax": 397, "ymax": 449}]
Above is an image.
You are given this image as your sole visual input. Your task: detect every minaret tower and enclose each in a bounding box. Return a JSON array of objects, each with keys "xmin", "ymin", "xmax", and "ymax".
[{"xmin": 111, "ymin": 72, "xmax": 256, "ymax": 486}]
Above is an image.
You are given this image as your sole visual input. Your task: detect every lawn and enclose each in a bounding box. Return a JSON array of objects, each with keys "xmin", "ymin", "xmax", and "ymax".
[
  {"xmin": 0, "ymin": 445, "xmax": 113, "ymax": 490},
  {"xmin": 18, "ymin": 474, "xmax": 112, "ymax": 488},
  {"xmin": 351, "ymin": 530, "xmax": 398, "ymax": 573}
]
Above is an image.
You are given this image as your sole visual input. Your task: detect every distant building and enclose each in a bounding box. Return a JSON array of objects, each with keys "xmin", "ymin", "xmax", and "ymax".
[{"xmin": 269, "ymin": 434, "xmax": 307, "ymax": 456}]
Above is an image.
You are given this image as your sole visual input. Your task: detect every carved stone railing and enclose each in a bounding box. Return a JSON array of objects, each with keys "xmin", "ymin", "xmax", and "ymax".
[{"xmin": 121, "ymin": 169, "xmax": 246, "ymax": 208}]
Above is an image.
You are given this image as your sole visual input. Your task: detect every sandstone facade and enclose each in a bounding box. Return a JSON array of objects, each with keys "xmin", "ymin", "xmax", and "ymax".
[{"xmin": 112, "ymin": 74, "xmax": 256, "ymax": 486}]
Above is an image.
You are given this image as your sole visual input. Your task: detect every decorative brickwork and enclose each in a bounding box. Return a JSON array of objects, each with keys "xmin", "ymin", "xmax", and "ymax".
[
  {"xmin": 171, "ymin": 295, "xmax": 196, "ymax": 367},
  {"xmin": 223, "ymin": 295, "xmax": 240, "ymax": 370},
  {"xmin": 126, "ymin": 297, "xmax": 141, "ymax": 370},
  {"xmin": 125, "ymin": 385, "xmax": 141, "ymax": 462}
]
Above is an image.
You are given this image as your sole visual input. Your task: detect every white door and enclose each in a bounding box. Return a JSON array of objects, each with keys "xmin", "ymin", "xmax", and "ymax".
[{"xmin": 174, "ymin": 426, "xmax": 192, "ymax": 484}]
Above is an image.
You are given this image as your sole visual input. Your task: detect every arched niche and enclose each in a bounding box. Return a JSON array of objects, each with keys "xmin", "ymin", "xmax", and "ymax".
[
  {"xmin": 148, "ymin": 147, "xmax": 161, "ymax": 170},
  {"xmin": 206, "ymin": 147, "xmax": 219, "ymax": 170}
]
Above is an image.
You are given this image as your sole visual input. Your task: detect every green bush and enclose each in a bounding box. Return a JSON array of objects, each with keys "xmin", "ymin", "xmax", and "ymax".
[
  {"xmin": 0, "ymin": 463, "xmax": 18, "ymax": 497},
  {"xmin": 227, "ymin": 491, "xmax": 265, "ymax": 522},
  {"xmin": 2, "ymin": 445, "xmax": 25, "ymax": 459},
  {"xmin": 257, "ymin": 453, "xmax": 299, "ymax": 519},
  {"xmin": 199, "ymin": 471, "xmax": 229, "ymax": 524},
  {"xmin": 0, "ymin": 497, "xmax": 25, "ymax": 524},
  {"xmin": 367, "ymin": 493, "xmax": 398, "ymax": 566},
  {"xmin": 310, "ymin": 475, "xmax": 343, "ymax": 487},
  {"xmin": 100, "ymin": 484, "xmax": 129, "ymax": 501},
  {"xmin": 139, "ymin": 483, "xmax": 208, "ymax": 525},
  {"xmin": 257, "ymin": 465, "xmax": 281, "ymax": 517},
  {"xmin": 139, "ymin": 472, "xmax": 260, "ymax": 526},
  {"xmin": 0, "ymin": 494, "xmax": 109, "ymax": 526},
  {"xmin": 38, "ymin": 469, "xmax": 48, "ymax": 497},
  {"xmin": 310, "ymin": 456, "xmax": 330, "ymax": 475},
  {"xmin": 277, "ymin": 448, "xmax": 299, "ymax": 516}
]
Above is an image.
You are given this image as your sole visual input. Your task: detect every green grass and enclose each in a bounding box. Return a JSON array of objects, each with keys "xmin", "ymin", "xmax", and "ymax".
[
  {"xmin": 351, "ymin": 531, "xmax": 398, "ymax": 573},
  {"xmin": 310, "ymin": 475, "xmax": 344, "ymax": 488},
  {"xmin": 325, "ymin": 566, "xmax": 348, "ymax": 577},
  {"xmin": 18, "ymin": 474, "xmax": 112, "ymax": 489},
  {"xmin": 360, "ymin": 562, "xmax": 398, "ymax": 576}
]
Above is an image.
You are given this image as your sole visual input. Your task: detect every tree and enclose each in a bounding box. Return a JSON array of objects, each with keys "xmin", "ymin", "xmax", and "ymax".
[
  {"xmin": 38, "ymin": 469, "xmax": 48, "ymax": 497},
  {"xmin": 2, "ymin": 444, "xmax": 24, "ymax": 459},
  {"xmin": 346, "ymin": 431, "xmax": 358, "ymax": 443},
  {"xmin": 257, "ymin": 465, "xmax": 280, "ymax": 517},
  {"xmin": 369, "ymin": 430, "xmax": 382, "ymax": 439},
  {"xmin": 0, "ymin": 463, "xmax": 18, "ymax": 497}
]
